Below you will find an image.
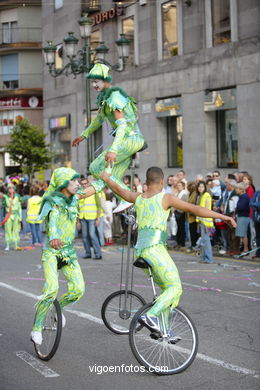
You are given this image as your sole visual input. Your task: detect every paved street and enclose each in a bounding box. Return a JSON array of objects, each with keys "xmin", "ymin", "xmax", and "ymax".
[{"xmin": 0, "ymin": 232, "xmax": 260, "ymax": 390}]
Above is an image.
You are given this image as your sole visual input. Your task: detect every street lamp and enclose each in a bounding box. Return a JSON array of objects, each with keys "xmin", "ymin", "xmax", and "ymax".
[{"xmin": 43, "ymin": 15, "xmax": 130, "ymax": 173}]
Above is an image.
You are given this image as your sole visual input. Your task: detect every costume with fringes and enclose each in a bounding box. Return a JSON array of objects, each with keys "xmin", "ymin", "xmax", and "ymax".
[
  {"xmin": 81, "ymin": 64, "xmax": 145, "ymax": 196},
  {"xmin": 32, "ymin": 168, "xmax": 85, "ymax": 332}
]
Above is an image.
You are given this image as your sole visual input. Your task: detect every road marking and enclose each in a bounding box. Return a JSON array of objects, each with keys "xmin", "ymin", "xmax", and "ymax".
[
  {"xmin": 16, "ymin": 351, "xmax": 59, "ymax": 378},
  {"xmin": 1, "ymin": 281, "xmax": 259, "ymax": 379},
  {"xmin": 182, "ymin": 282, "xmax": 260, "ymax": 301}
]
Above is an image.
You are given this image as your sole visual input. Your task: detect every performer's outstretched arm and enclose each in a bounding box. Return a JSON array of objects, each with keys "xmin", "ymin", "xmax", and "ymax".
[
  {"xmin": 72, "ymin": 108, "xmax": 105, "ymax": 146},
  {"xmin": 100, "ymin": 172, "xmax": 139, "ymax": 204}
]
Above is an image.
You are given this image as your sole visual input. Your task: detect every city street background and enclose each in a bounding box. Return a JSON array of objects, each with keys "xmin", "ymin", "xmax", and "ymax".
[{"xmin": 0, "ymin": 231, "xmax": 259, "ymax": 390}]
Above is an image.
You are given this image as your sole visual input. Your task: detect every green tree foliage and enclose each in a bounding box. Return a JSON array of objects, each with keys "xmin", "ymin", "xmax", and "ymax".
[{"xmin": 5, "ymin": 118, "xmax": 52, "ymax": 182}]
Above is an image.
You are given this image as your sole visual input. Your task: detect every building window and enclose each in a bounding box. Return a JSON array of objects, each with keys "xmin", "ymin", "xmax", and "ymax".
[
  {"xmin": 82, "ymin": 0, "xmax": 101, "ymax": 14},
  {"xmin": 2, "ymin": 21, "xmax": 17, "ymax": 44},
  {"xmin": 162, "ymin": 1, "xmax": 178, "ymax": 58},
  {"xmin": 212, "ymin": 0, "xmax": 231, "ymax": 45},
  {"xmin": 1, "ymin": 54, "xmax": 19, "ymax": 89},
  {"xmin": 54, "ymin": 0, "xmax": 63, "ymax": 10},
  {"xmin": 167, "ymin": 116, "xmax": 183, "ymax": 168},
  {"xmin": 217, "ymin": 109, "xmax": 238, "ymax": 168},
  {"xmin": 0, "ymin": 110, "xmax": 23, "ymax": 135},
  {"xmin": 122, "ymin": 16, "xmax": 134, "ymax": 65}
]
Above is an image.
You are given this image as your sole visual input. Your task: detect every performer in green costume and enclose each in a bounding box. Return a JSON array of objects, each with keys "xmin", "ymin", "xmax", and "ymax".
[
  {"xmin": 2, "ymin": 184, "xmax": 22, "ymax": 251},
  {"xmin": 100, "ymin": 167, "xmax": 236, "ymax": 333},
  {"xmin": 72, "ymin": 63, "xmax": 145, "ymax": 212},
  {"xmin": 31, "ymin": 167, "xmax": 91, "ymax": 345}
]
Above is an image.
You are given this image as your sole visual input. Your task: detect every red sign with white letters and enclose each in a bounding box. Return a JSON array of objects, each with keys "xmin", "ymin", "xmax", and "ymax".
[{"xmin": 0, "ymin": 96, "xmax": 43, "ymax": 108}]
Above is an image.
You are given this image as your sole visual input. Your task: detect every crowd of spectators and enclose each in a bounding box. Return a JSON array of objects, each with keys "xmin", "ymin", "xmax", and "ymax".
[{"xmin": 0, "ymin": 168, "xmax": 259, "ymax": 262}]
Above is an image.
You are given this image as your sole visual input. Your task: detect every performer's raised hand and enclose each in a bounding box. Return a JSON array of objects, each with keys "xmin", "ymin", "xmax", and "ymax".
[
  {"xmin": 105, "ymin": 152, "xmax": 117, "ymax": 168},
  {"xmin": 72, "ymin": 136, "xmax": 84, "ymax": 147}
]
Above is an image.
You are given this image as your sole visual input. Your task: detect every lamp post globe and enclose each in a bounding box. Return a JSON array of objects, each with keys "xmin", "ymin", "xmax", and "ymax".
[
  {"xmin": 63, "ymin": 32, "xmax": 79, "ymax": 58},
  {"xmin": 78, "ymin": 14, "xmax": 93, "ymax": 39},
  {"xmin": 43, "ymin": 41, "xmax": 56, "ymax": 65}
]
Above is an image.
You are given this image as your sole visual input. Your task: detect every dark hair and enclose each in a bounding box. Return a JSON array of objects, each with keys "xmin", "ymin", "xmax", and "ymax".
[
  {"xmin": 105, "ymin": 192, "xmax": 112, "ymax": 201},
  {"xmin": 146, "ymin": 167, "xmax": 164, "ymax": 185},
  {"xmin": 227, "ymin": 173, "xmax": 236, "ymax": 180},
  {"xmin": 30, "ymin": 186, "xmax": 40, "ymax": 196},
  {"xmin": 196, "ymin": 180, "xmax": 207, "ymax": 194},
  {"xmin": 187, "ymin": 181, "xmax": 195, "ymax": 193},
  {"xmin": 178, "ymin": 170, "xmax": 185, "ymax": 175},
  {"xmin": 23, "ymin": 185, "xmax": 30, "ymax": 195}
]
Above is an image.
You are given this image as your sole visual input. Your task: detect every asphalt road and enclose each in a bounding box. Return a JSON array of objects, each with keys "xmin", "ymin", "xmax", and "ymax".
[{"xmin": 0, "ymin": 232, "xmax": 260, "ymax": 390}]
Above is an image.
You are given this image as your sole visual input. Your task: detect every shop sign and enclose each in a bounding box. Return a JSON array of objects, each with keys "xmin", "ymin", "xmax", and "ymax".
[
  {"xmin": 155, "ymin": 96, "xmax": 182, "ymax": 117},
  {"xmin": 0, "ymin": 96, "xmax": 43, "ymax": 108},
  {"xmin": 204, "ymin": 88, "xmax": 236, "ymax": 111},
  {"xmin": 49, "ymin": 114, "xmax": 70, "ymax": 130},
  {"xmin": 91, "ymin": 6, "xmax": 123, "ymax": 26}
]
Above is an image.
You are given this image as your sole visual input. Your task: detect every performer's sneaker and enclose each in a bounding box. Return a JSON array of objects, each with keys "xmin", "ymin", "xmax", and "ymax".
[
  {"xmin": 54, "ymin": 312, "xmax": 66, "ymax": 328},
  {"xmin": 138, "ymin": 314, "xmax": 160, "ymax": 333},
  {"xmin": 30, "ymin": 330, "xmax": 42, "ymax": 345},
  {"xmin": 113, "ymin": 201, "xmax": 133, "ymax": 214}
]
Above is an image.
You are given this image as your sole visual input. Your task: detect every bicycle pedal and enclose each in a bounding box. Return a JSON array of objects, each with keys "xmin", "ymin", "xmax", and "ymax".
[
  {"xmin": 168, "ymin": 336, "xmax": 182, "ymax": 345},
  {"xmin": 150, "ymin": 331, "xmax": 161, "ymax": 340}
]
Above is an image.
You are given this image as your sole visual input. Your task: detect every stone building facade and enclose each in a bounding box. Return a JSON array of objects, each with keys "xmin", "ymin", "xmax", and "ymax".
[{"xmin": 42, "ymin": 0, "xmax": 260, "ymax": 186}]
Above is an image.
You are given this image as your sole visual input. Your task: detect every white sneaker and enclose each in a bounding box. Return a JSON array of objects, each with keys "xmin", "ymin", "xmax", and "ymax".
[
  {"xmin": 62, "ymin": 313, "xmax": 66, "ymax": 328},
  {"xmin": 4, "ymin": 247, "xmax": 9, "ymax": 251},
  {"xmin": 55, "ymin": 312, "xmax": 66, "ymax": 328},
  {"xmin": 31, "ymin": 330, "xmax": 42, "ymax": 345},
  {"xmin": 113, "ymin": 201, "xmax": 133, "ymax": 213},
  {"xmin": 219, "ymin": 249, "xmax": 227, "ymax": 255}
]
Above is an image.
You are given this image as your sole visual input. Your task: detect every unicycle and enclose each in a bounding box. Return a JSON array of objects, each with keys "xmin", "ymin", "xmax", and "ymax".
[
  {"xmin": 129, "ymin": 257, "xmax": 198, "ymax": 375},
  {"xmin": 33, "ymin": 299, "xmax": 62, "ymax": 361},
  {"xmin": 101, "ymin": 151, "xmax": 147, "ymax": 334},
  {"xmin": 33, "ymin": 256, "xmax": 66, "ymax": 360}
]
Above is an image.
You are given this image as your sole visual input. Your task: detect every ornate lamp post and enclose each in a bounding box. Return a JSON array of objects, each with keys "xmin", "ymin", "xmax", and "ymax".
[{"xmin": 43, "ymin": 15, "xmax": 130, "ymax": 172}]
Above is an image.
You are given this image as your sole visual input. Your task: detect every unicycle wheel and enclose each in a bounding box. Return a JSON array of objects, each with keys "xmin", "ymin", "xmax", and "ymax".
[
  {"xmin": 33, "ymin": 299, "xmax": 62, "ymax": 361},
  {"xmin": 129, "ymin": 303, "xmax": 198, "ymax": 375},
  {"xmin": 101, "ymin": 290, "xmax": 146, "ymax": 335}
]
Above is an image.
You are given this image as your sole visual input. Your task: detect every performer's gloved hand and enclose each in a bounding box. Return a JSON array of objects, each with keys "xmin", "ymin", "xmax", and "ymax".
[
  {"xmin": 50, "ymin": 239, "xmax": 63, "ymax": 250},
  {"xmin": 72, "ymin": 136, "xmax": 84, "ymax": 147},
  {"xmin": 105, "ymin": 152, "xmax": 117, "ymax": 168}
]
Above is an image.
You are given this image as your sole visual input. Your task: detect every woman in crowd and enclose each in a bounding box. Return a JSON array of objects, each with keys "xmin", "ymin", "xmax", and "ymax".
[
  {"xmin": 26, "ymin": 186, "xmax": 42, "ymax": 246},
  {"xmin": 174, "ymin": 181, "xmax": 188, "ymax": 249},
  {"xmin": 235, "ymin": 182, "xmax": 251, "ymax": 256},
  {"xmin": 186, "ymin": 181, "xmax": 199, "ymax": 252},
  {"xmin": 196, "ymin": 181, "xmax": 215, "ymax": 263}
]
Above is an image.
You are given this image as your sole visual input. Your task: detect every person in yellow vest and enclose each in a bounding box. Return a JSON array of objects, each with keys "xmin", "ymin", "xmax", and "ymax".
[
  {"xmin": 26, "ymin": 186, "xmax": 42, "ymax": 246},
  {"xmin": 96, "ymin": 189, "xmax": 106, "ymax": 247},
  {"xmin": 78, "ymin": 177, "xmax": 102, "ymax": 259},
  {"xmin": 196, "ymin": 181, "xmax": 215, "ymax": 263}
]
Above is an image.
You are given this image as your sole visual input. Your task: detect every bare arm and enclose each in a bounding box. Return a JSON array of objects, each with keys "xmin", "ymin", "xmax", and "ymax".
[
  {"xmin": 100, "ymin": 172, "xmax": 140, "ymax": 204},
  {"xmin": 163, "ymin": 194, "xmax": 237, "ymax": 227}
]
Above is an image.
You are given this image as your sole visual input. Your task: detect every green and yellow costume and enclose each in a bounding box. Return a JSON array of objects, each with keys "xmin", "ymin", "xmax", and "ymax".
[
  {"xmin": 32, "ymin": 167, "xmax": 85, "ymax": 332},
  {"xmin": 135, "ymin": 192, "xmax": 183, "ymax": 317},
  {"xmin": 81, "ymin": 64, "xmax": 145, "ymax": 195},
  {"xmin": 3, "ymin": 190, "xmax": 22, "ymax": 250}
]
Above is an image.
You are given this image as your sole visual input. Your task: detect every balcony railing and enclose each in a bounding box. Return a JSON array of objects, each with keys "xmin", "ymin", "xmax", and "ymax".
[
  {"xmin": 0, "ymin": 28, "xmax": 42, "ymax": 44},
  {"xmin": 0, "ymin": 73, "xmax": 43, "ymax": 90}
]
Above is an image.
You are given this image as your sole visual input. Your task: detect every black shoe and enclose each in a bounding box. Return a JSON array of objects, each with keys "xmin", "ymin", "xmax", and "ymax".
[
  {"xmin": 94, "ymin": 256, "xmax": 102, "ymax": 260},
  {"xmin": 138, "ymin": 314, "xmax": 160, "ymax": 332},
  {"xmin": 167, "ymin": 330, "xmax": 182, "ymax": 344},
  {"xmin": 83, "ymin": 255, "xmax": 91, "ymax": 259}
]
